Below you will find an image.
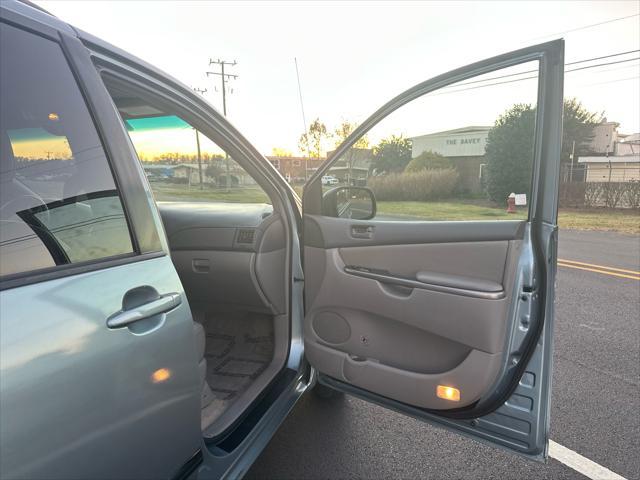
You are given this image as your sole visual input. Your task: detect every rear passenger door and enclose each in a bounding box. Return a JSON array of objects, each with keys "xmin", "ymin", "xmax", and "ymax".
[
  {"xmin": 302, "ymin": 41, "xmax": 563, "ymax": 460},
  {"xmin": 0, "ymin": 19, "xmax": 200, "ymax": 480}
]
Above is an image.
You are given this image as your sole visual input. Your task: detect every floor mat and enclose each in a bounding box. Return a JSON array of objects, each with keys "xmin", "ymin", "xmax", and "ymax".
[{"xmin": 201, "ymin": 310, "xmax": 274, "ymax": 426}]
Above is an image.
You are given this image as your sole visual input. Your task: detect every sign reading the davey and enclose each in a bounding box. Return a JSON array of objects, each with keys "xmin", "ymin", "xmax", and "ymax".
[
  {"xmin": 411, "ymin": 126, "xmax": 491, "ymax": 158},
  {"xmin": 446, "ymin": 137, "xmax": 483, "ymax": 146}
]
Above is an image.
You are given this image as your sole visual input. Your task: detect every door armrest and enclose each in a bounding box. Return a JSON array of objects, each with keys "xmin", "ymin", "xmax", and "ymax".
[
  {"xmin": 344, "ymin": 266, "xmax": 504, "ymax": 299},
  {"xmin": 416, "ymin": 271, "xmax": 503, "ymax": 293}
]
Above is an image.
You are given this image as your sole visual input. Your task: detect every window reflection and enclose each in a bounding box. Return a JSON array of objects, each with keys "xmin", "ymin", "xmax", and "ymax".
[{"xmin": 0, "ymin": 22, "xmax": 134, "ymax": 278}]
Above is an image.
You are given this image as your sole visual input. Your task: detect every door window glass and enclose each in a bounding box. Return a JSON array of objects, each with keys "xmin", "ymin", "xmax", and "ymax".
[
  {"xmin": 104, "ymin": 84, "xmax": 271, "ymax": 205},
  {"xmin": 322, "ymin": 61, "xmax": 540, "ymax": 221},
  {"xmin": 0, "ymin": 24, "xmax": 133, "ymax": 277}
]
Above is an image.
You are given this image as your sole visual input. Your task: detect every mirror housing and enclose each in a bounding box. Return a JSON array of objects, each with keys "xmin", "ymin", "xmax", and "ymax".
[{"xmin": 322, "ymin": 186, "xmax": 376, "ymax": 220}]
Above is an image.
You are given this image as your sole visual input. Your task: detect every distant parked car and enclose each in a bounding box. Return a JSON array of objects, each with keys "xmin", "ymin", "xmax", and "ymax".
[{"xmin": 322, "ymin": 175, "xmax": 339, "ymax": 185}]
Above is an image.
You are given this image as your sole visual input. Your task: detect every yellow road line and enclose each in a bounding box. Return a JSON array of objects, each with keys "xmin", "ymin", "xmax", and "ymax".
[
  {"xmin": 557, "ymin": 262, "xmax": 640, "ymax": 280},
  {"xmin": 557, "ymin": 258, "xmax": 640, "ymax": 275}
]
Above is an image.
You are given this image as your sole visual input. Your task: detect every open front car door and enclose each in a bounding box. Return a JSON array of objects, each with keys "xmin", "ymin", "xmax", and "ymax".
[{"xmin": 302, "ymin": 40, "xmax": 564, "ymax": 460}]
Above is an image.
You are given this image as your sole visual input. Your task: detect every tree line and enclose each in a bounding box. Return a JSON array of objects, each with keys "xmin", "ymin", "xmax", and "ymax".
[{"xmin": 286, "ymin": 98, "xmax": 603, "ymax": 205}]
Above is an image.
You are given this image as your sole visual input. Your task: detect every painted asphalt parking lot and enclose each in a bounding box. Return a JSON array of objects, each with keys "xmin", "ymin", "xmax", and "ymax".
[{"xmin": 247, "ymin": 229, "xmax": 640, "ymax": 479}]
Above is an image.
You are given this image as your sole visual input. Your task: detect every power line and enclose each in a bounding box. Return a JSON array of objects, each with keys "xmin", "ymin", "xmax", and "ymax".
[
  {"xmin": 529, "ymin": 13, "xmax": 640, "ymax": 41},
  {"xmin": 450, "ymin": 49, "xmax": 640, "ymax": 88},
  {"xmin": 567, "ymin": 56, "xmax": 640, "ymax": 73},
  {"xmin": 435, "ymin": 56, "xmax": 639, "ymax": 96},
  {"xmin": 575, "ymin": 62, "xmax": 640, "ymax": 76},
  {"xmin": 567, "ymin": 49, "xmax": 640, "ymax": 66},
  {"xmin": 578, "ymin": 75, "xmax": 640, "ymax": 88}
]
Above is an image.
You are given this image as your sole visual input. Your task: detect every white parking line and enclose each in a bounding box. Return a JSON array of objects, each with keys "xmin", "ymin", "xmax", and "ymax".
[{"xmin": 549, "ymin": 440, "xmax": 627, "ymax": 480}]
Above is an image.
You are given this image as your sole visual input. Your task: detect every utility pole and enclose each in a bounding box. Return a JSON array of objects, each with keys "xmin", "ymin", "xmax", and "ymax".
[
  {"xmin": 193, "ymin": 87, "xmax": 207, "ymax": 189},
  {"xmin": 207, "ymin": 59, "xmax": 237, "ymax": 192}
]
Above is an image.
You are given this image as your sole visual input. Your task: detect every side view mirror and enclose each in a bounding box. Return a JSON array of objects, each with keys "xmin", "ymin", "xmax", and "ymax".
[{"xmin": 322, "ymin": 186, "xmax": 376, "ymax": 220}]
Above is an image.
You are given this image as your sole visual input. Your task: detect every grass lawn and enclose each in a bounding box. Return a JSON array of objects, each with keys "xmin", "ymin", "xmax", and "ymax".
[
  {"xmin": 150, "ymin": 182, "xmax": 271, "ymax": 203},
  {"xmin": 147, "ymin": 182, "xmax": 639, "ymax": 235},
  {"xmin": 377, "ymin": 201, "xmax": 527, "ymax": 221},
  {"xmin": 557, "ymin": 208, "xmax": 639, "ymax": 235},
  {"xmin": 377, "ymin": 201, "xmax": 639, "ymax": 234}
]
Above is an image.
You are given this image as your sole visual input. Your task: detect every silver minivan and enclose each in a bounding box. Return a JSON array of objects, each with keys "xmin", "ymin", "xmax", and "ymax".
[{"xmin": 0, "ymin": 1, "xmax": 564, "ymax": 478}]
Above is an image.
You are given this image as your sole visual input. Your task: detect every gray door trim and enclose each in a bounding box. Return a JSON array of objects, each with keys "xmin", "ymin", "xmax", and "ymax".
[
  {"xmin": 342, "ymin": 266, "xmax": 505, "ymax": 300},
  {"xmin": 304, "ymin": 214, "xmax": 526, "ymax": 248},
  {"xmin": 58, "ymin": 32, "xmax": 163, "ymax": 255}
]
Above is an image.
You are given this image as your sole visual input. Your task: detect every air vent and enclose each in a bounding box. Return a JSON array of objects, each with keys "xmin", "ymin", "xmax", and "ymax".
[{"xmin": 236, "ymin": 228, "xmax": 256, "ymax": 245}]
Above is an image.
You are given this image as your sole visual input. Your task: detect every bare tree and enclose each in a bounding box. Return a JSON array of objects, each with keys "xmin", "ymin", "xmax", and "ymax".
[
  {"xmin": 334, "ymin": 121, "xmax": 370, "ymax": 184},
  {"xmin": 299, "ymin": 118, "xmax": 331, "ymax": 180}
]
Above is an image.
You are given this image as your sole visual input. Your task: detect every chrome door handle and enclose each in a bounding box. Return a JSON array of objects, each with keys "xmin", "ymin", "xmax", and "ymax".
[{"xmin": 107, "ymin": 293, "xmax": 181, "ymax": 329}]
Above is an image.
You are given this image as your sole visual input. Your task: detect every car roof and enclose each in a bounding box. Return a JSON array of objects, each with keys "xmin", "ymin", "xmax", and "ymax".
[{"xmin": 1, "ymin": 0, "xmax": 76, "ymax": 35}]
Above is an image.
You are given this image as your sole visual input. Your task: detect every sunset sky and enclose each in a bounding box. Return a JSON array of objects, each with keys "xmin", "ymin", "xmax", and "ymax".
[{"xmin": 35, "ymin": 1, "xmax": 640, "ymax": 155}]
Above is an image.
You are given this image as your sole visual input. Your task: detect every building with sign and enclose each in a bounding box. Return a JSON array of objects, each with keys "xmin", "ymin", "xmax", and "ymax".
[{"xmin": 410, "ymin": 126, "xmax": 490, "ymax": 193}]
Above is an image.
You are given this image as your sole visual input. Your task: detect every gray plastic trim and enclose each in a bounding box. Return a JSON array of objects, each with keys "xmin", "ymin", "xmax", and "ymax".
[
  {"xmin": 344, "ymin": 267, "xmax": 505, "ymax": 300},
  {"xmin": 305, "ymin": 341, "xmax": 501, "ymax": 409},
  {"xmin": 60, "ymin": 32, "xmax": 164, "ymax": 254},
  {"xmin": 305, "ymin": 215, "xmax": 526, "ymax": 249},
  {"xmin": 306, "ymin": 246, "xmax": 513, "ymax": 355},
  {"xmin": 339, "ymin": 241, "xmax": 510, "ymax": 284},
  {"xmin": 415, "ymin": 271, "xmax": 503, "ymax": 293}
]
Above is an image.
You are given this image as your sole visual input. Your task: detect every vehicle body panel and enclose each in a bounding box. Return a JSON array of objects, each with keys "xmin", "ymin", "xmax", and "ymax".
[
  {"xmin": 1, "ymin": 4, "xmax": 201, "ymax": 478},
  {"xmin": 0, "ymin": 257, "xmax": 201, "ymax": 479}
]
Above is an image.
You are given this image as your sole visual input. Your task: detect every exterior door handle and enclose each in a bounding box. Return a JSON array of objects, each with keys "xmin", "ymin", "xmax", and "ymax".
[{"xmin": 107, "ymin": 293, "xmax": 181, "ymax": 329}]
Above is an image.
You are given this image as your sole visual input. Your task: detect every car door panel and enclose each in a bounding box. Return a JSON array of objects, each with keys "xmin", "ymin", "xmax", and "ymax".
[
  {"xmin": 308, "ymin": 224, "xmax": 552, "ymax": 456},
  {"xmin": 302, "ymin": 40, "xmax": 563, "ymax": 459},
  {"xmin": 0, "ymin": 11, "xmax": 203, "ymax": 479},
  {"xmin": 304, "ymin": 229, "xmax": 522, "ymax": 409},
  {"xmin": 0, "ymin": 256, "xmax": 201, "ymax": 479}
]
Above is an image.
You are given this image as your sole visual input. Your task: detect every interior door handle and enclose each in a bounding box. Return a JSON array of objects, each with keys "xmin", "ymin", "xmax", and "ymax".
[
  {"xmin": 107, "ymin": 293, "xmax": 181, "ymax": 329},
  {"xmin": 351, "ymin": 225, "xmax": 373, "ymax": 239}
]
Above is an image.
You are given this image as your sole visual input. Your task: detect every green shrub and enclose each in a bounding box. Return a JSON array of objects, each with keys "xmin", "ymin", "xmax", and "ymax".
[
  {"xmin": 583, "ymin": 183, "xmax": 602, "ymax": 207},
  {"xmin": 582, "ymin": 181, "xmax": 640, "ymax": 208},
  {"xmin": 485, "ymin": 104, "xmax": 536, "ymax": 203},
  {"xmin": 368, "ymin": 169, "xmax": 459, "ymax": 201},
  {"xmin": 623, "ymin": 180, "xmax": 640, "ymax": 209},
  {"xmin": 603, "ymin": 182, "xmax": 626, "ymax": 208},
  {"xmin": 405, "ymin": 150, "xmax": 452, "ymax": 172}
]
